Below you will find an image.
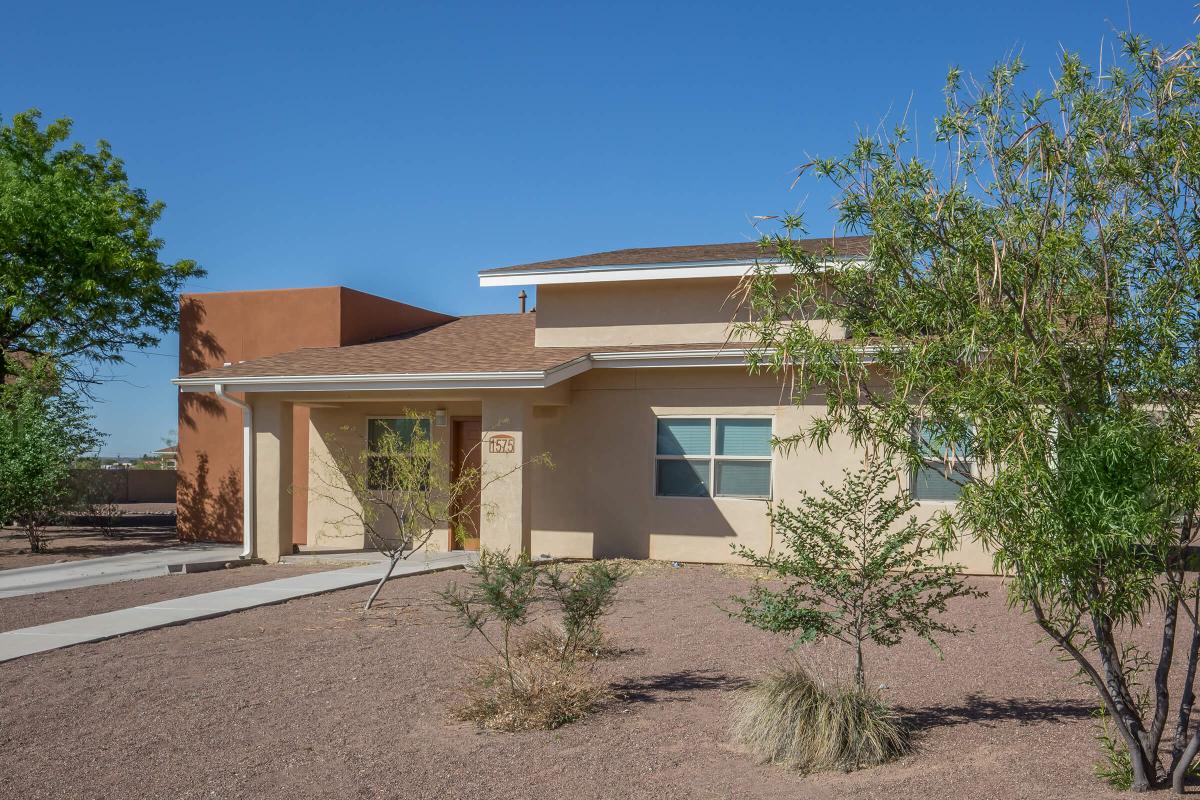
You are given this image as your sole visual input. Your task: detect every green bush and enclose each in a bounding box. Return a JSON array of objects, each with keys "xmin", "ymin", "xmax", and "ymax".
[{"xmin": 731, "ymin": 665, "xmax": 910, "ymax": 773}]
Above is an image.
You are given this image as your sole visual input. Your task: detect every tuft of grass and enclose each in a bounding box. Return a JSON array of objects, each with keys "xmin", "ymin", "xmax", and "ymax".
[
  {"xmin": 731, "ymin": 665, "xmax": 910, "ymax": 773},
  {"xmin": 453, "ymin": 655, "xmax": 612, "ymax": 732}
]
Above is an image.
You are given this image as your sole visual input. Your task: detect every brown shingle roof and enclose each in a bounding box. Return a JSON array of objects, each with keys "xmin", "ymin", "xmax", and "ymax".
[
  {"xmin": 480, "ymin": 236, "xmax": 871, "ymax": 275},
  {"xmin": 181, "ymin": 313, "xmax": 748, "ymax": 381}
]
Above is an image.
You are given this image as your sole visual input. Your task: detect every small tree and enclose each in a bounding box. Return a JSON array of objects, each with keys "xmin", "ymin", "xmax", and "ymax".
[
  {"xmin": 731, "ymin": 460, "xmax": 981, "ymax": 691},
  {"xmin": 0, "ymin": 363, "xmax": 103, "ymax": 552},
  {"xmin": 308, "ymin": 412, "xmax": 549, "ymax": 610}
]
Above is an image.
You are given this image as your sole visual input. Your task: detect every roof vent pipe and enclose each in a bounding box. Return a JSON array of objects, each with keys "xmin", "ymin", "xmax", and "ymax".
[{"xmin": 518, "ymin": 290, "xmax": 527, "ymax": 313}]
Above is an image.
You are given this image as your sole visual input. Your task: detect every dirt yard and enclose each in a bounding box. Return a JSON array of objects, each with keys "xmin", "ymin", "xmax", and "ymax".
[
  {"xmin": 0, "ymin": 564, "xmax": 333, "ymax": 633},
  {"xmin": 0, "ymin": 503, "xmax": 182, "ymax": 570},
  {"xmin": 0, "ymin": 564, "xmax": 1134, "ymax": 800}
]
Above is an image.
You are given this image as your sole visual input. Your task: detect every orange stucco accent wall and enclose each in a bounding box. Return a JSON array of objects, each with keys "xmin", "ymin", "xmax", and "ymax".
[{"xmin": 177, "ymin": 286, "xmax": 454, "ymax": 544}]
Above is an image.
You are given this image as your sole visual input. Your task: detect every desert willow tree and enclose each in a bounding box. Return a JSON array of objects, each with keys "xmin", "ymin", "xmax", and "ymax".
[
  {"xmin": 308, "ymin": 413, "xmax": 549, "ymax": 610},
  {"xmin": 738, "ymin": 34, "xmax": 1200, "ymax": 792}
]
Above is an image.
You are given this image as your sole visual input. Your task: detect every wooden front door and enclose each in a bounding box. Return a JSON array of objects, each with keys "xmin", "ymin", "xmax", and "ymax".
[{"xmin": 450, "ymin": 418, "xmax": 482, "ymax": 551}]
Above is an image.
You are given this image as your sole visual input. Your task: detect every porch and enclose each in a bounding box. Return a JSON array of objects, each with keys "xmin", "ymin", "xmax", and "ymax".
[{"xmin": 247, "ymin": 389, "xmax": 564, "ymax": 562}]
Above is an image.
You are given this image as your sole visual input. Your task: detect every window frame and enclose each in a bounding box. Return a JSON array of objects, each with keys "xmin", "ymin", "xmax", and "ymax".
[
  {"xmin": 909, "ymin": 421, "xmax": 974, "ymax": 504},
  {"xmin": 365, "ymin": 415, "xmax": 434, "ymax": 492},
  {"xmin": 653, "ymin": 414, "xmax": 774, "ymax": 500}
]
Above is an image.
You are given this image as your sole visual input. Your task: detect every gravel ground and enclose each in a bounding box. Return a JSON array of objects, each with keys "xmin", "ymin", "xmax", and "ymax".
[
  {"xmin": 0, "ymin": 565, "xmax": 1136, "ymax": 800},
  {"xmin": 0, "ymin": 525, "xmax": 182, "ymax": 570},
  {"xmin": 0, "ymin": 564, "xmax": 334, "ymax": 633}
]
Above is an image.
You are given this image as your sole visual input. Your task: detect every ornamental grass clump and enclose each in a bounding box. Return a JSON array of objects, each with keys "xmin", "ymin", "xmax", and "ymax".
[{"xmin": 731, "ymin": 665, "xmax": 909, "ymax": 773}]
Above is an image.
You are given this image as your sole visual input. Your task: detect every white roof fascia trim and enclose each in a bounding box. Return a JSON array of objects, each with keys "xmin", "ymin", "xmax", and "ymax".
[
  {"xmin": 472, "ymin": 256, "xmax": 859, "ymax": 287},
  {"xmin": 589, "ymin": 349, "xmax": 751, "ymax": 369},
  {"xmin": 478, "ymin": 257, "xmax": 864, "ymax": 287},
  {"xmin": 478, "ymin": 261, "xmax": 777, "ymax": 287},
  {"xmin": 173, "ymin": 370, "xmax": 561, "ymax": 394}
]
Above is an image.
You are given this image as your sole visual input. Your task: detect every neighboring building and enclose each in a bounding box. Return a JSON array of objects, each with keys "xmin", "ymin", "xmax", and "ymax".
[
  {"xmin": 147, "ymin": 446, "xmax": 178, "ymax": 470},
  {"xmin": 174, "ymin": 238, "xmax": 991, "ymax": 572}
]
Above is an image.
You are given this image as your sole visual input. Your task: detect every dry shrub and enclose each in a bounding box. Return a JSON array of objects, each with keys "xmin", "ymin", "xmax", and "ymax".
[
  {"xmin": 517, "ymin": 623, "xmax": 622, "ymax": 663},
  {"xmin": 731, "ymin": 665, "xmax": 910, "ymax": 773},
  {"xmin": 453, "ymin": 654, "xmax": 612, "ymax": 732}
]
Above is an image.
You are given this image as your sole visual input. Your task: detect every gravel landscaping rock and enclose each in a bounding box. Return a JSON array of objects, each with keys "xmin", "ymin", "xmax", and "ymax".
[{"xmin": 0, "ymin": 566, "xmax": 1128, "ymax": 799}]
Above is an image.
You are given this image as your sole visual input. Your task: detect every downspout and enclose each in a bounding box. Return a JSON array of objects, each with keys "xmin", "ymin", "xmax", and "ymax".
[{"xmin": 214, "ymin": 384, "xmax": 255, "ymax": 559}]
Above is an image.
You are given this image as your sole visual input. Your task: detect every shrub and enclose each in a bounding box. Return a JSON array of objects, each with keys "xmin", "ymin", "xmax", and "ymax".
[
  {"xmin": 731, "ymin": 665, "xmax": 910, "ymax": 773},
  {"xmin": 539, "ymin": 560, "xmax": 629, "ymax": 660},
  {"xmin": 453, "ymin": 656, "xmax": 612, "ymax": 732},
  {"xmin": 441, "ymin": 552, "xmax": 628, "ymax": 730}
]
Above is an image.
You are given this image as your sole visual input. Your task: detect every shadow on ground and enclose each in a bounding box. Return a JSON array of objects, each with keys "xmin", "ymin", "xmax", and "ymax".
[
  {"xmin": 899, "ymin": 693, "xmax": 1094, "ymax": 729},
  {"xmin": 614, "ymin": 669, "xmax": 750, "ymax": 704}
]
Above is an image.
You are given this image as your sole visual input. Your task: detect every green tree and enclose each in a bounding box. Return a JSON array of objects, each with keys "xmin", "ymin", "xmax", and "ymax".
[
  {"xmin": 731, "ymin": 460, "xmax": 981, "ymax": 692},
  {"xmin": 0, "ymin": 109, "xmax": 203, "ymax": 383},
  {"xmin": 0, "ymin": 363, "xmax": 103, "ymax": 551},
  {"xmin": 739, "ymin": 32, "xmax": 1200, "ymax": 792}
]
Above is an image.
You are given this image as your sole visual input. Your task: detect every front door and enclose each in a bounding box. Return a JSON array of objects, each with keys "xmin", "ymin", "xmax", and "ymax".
[{"xmin": 450, "ymin": 418, "xmax": 482, "ymax": 551}]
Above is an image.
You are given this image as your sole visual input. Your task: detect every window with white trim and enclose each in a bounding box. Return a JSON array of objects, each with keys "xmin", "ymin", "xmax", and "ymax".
[
  {"xmin": 655, "ymin": 416, "xmax": 773, "ymax": 498},
  {"xmin": 367, "ymin": 417, "xmax": 431, "ymax": 491},
  {"xmin": 910, "ymin": 421, "xmax": 972, "ymax": 502}
]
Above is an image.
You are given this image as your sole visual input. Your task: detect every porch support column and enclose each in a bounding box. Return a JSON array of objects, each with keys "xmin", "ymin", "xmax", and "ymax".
[
  {"xmin": 480, "ymin": 392, "xmax": 532, "ymax": 555},
  {"xmin": 253, "ymin": 397, "xmax": 294, "ymax": 563}
]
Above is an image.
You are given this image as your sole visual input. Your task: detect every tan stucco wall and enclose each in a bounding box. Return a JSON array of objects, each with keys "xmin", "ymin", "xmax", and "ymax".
[
  {"xmin": 304, "ymin": 400, "xmax": 482, "ymax": 552},
  {"xmin": 250, "ymin": 370, "xmax": 993, "ymax": 573},
  {"xmin": 530, "ymin": 367, "xmax": 995, "ymax": 574},
  {"xmin": 533, "ymin": 277, "xmax": 844, "ymax": 347}
]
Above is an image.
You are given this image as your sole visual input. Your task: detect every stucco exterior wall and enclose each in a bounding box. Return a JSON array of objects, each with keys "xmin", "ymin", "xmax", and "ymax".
[
  {"xmin": 533, "ymin": 277, "xmax": 844, "ymax": 347},
  {"xmin": 530, "ymin": 367, "xmax": 995, "ymax": 574},
  {"xmin": 304, "ymin": 400, "xmax": 481, "ymax": 552},
  {"xmin": 177, "ymin": 287, "xmax": 454, "ymax": 544}
]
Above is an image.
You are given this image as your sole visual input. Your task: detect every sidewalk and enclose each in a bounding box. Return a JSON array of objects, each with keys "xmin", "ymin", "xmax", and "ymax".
[
  {"xmin": 0, "ymin": 543, "xmax": 243, "ymax": 599},
  {"xmin": 0, "ymin": 550, "xmax": 476, "ymax": 662}
]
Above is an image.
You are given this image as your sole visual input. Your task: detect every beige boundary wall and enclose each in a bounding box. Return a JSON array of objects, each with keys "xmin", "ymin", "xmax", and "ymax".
[{"xmin": 261, "ymin": 365, "xmax": 994, "ymax": 575}]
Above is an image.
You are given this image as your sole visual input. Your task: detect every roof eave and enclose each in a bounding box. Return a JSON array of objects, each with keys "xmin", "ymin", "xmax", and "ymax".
[
  {"xmin": 170, "ymin": 349, "xmax": 761, "ymax": 394},
  {"xmin": 478, "ymin": 257, "xmax": 865, "ymax": 287}
]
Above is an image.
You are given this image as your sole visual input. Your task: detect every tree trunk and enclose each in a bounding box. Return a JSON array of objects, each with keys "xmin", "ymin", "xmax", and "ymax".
[
  {"xmin": 854, "ymin": 641, "xmax": 865, "ymax": 692},
  {"xmin": 363, "ymin": 552, "xmax": 402, "ymax": 611},
  {"xmin": 25, "ymin": 524, "xmax": 41, "ymax": 554},
  {"xmin": 1175, "ymin": 730, "xmax": 1200, "ymax": 794}
]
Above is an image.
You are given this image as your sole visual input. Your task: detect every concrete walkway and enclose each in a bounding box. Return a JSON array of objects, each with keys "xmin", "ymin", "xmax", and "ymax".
[
  {"xmin": 0, "ymin": 550, "xmax": 476, "ymax": 663},
  {"xmin": 0, "ymin": 543, "xmax": 243, "ymax": 599}
]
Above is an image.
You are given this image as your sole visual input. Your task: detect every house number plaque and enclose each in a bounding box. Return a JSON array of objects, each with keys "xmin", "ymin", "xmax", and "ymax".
[{"xmin": 488, "ymin": 434, "xmax": 516, "ymax": 454}]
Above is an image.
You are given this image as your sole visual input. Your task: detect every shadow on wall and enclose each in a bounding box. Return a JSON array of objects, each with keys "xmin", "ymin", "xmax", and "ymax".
[
  {"xmin": 179, "ymin": 297, "xmax": 226, "ymax": 431},
  {"xmin": 177, "ymin": 452, "xmax": 242, "ymax": 543}
]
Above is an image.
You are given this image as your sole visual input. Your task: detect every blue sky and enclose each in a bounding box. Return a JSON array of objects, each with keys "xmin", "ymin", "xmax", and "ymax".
[{"xmin": 1, "ymin": 1, "xmax": 1189, "ymax": 455}]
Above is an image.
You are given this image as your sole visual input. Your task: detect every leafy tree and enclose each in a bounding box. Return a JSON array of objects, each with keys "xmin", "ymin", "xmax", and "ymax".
[
  {"xmin": 739, "ymin": 31, "xmax": 1200, "ymax": 792},
  {"xmin": 731, "ymin": 460, "xmax": 980, "ymax": 691},
  {"xmin": 308, "ymin": 411, "xmax": 549, "ymax": 610},
  {"xmin": 0, "ymin": 362, "xmax": 103, "ymax": 551},
  {"xmin": 0, "ymin": 109, "xmax": 203, "ymax": 384}
]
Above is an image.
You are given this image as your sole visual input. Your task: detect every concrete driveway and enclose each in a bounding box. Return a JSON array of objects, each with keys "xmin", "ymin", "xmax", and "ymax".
[{"xmin": 0, "ymin": 543, "xmax": 243, "ymax": 598}]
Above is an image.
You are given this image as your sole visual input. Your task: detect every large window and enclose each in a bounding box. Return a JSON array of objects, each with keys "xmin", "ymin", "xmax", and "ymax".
[
  {"xmin": 367, "ymin": 417, "xmax": 431, "ymax": 491},
  {"xmin": 655, "ymin": 416, "xmax": 772, "ymax": 499},
  {"xmin": 910, "ymin": 422, "xmax": 972, "ymax": 502}
]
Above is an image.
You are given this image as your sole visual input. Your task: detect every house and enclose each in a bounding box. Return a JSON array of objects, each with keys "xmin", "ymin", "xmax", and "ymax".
[
  {"xmin": 173, "ymin": 238, "xmax": 992, "ymax": 572},
  {"xmin": 147, "ymin": 445, "xmax": 178, "ymax": 470}
]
